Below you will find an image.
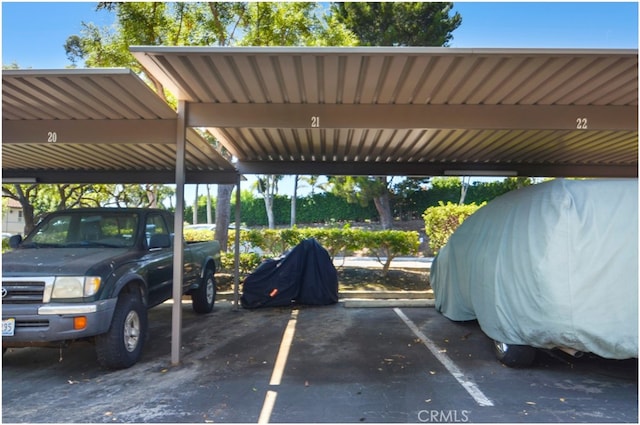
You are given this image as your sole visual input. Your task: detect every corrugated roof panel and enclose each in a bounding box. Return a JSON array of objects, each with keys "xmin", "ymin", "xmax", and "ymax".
[{"xmin": 5, "ymin": 48, "xmax": 637, "ymax": 181}]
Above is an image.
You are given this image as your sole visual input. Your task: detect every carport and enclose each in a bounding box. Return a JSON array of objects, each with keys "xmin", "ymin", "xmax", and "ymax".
[{"xmin": 3, "ymin": 47, "xmax": 638, "ymax": 366}]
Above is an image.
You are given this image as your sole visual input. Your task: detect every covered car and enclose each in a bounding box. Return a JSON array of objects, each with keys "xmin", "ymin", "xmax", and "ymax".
[
  {"xmin": 241, "ymin": 238, "xmax": 339, "ymax": 309},
  {"xmin": 430, "ymin": 178, "xmax": 638, "ymax": 366}
]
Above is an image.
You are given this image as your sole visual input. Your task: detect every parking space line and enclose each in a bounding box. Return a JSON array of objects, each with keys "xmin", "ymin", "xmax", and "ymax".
[
  {"xmin": 259, "ymin": 309, "xmax": 300, "ymax": 423},
  {"xmin": 269, "ymin": 309, "xmax": 299, "ymax": 386},
  {"xmin": 258, "ymin": 391, "xmax": 278, "ymax": 424},
  {"xmin": 394, "ymin": 308, "xmax": 494, "ymax": 407}
]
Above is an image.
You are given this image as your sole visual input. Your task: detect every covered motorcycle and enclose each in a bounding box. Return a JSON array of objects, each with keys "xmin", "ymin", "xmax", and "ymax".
[{"xmin": 241, "ymin": 238, "xmax": 339, "ymax": 309}]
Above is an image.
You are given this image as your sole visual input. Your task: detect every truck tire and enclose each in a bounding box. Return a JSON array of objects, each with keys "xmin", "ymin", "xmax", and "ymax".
[
  {"xmin": 96, "ymin": 291, "xmax": 148, "ymax": 369},
  {"xmin": 493, "ymin": 340, "xmax": 536, "ymax": 367},
  {"xmin": 192, "ymin": 267, "xmax": 216, "ymax": 314}
]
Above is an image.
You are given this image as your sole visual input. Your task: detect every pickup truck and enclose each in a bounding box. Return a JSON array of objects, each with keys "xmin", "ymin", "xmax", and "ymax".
[{"xmin": 2, "ymin": 208, "xmax": 220, "ymax": 369}]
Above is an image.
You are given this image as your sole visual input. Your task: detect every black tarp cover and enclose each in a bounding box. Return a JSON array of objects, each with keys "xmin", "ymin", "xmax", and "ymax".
[{"xmin": 241, "ymin": 238, "xmax": 339, "ymax": 309}]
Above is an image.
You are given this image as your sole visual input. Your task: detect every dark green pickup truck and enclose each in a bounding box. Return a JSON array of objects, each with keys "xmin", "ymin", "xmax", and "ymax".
[{"xmin": 2, "ymin": 208, "xmax": 220, "ymax": 369}]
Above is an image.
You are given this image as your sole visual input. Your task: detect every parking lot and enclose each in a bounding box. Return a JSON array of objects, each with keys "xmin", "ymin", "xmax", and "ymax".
[{"xmin": 3, "ymin": 300, "xmax": 637, "ymax": 423}]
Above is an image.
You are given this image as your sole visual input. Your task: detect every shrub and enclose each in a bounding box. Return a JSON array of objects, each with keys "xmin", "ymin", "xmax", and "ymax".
[
  {"xmin": 219, "ymin": 251, "xmax": 262, "ymax": 275},
  {"xmin": 360, "ymin": 230, "xmax": 420, "ymax": 276},
  {"xmin": 422, "ymin": 202, "xmax": 485, "ymax": 255},
  {"xmin": 184, "ymin": 228, "xmax": 214, "ymax": 242}
]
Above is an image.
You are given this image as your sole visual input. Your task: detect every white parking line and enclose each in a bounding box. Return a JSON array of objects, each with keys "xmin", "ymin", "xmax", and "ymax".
[
  {"xmin": 259, "ymin": 309, "xmax": 300, "ymax": 423},
  {"xmin": 394, "ymin": 308, "xmax": 494, "ymax": 407},
  {"xmin": 269, "ymin": 309, "xmax": 299, "ymax": 386},
  {"xmin": 258, "ymin": 391, "xmax": 278, "ymax": 424}
]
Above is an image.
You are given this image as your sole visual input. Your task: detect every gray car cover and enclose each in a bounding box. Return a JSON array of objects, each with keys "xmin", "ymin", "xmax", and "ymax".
[{"xmin": 430, "ymin": 179, "xmax": 638, "ymax": 359}]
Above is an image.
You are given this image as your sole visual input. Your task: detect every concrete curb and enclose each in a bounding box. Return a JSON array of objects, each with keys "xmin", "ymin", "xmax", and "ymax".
[
  {"xmin": 339, "ymin": 290, "xmax": 433, "ymax": 300},
  {"xmin": 342, "ymin": 299, "xmax": 435, "ymax": 308},
  {"xmin": 218, "ymin": 290, "xmax": 433, "ymax": 302}
]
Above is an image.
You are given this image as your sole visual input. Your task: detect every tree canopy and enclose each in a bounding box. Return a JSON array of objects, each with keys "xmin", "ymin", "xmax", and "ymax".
[{"xmin": 332, "ymin": 2, "xmax": 461, "ymax": 46}]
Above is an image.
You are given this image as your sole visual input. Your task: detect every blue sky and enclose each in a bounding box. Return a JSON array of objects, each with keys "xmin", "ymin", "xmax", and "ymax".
[{"xmin": 2, "ymin": 2, "xmax": 638, "ymax": 68}]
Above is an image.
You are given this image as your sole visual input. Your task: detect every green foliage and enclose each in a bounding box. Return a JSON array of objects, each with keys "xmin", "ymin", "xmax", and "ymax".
[
  {"xmin": 219, "ymin": 252, "xmax": 262, "ymax": 275},
  {"xmin": 234, "ymin": 227, "xmax": 419, "ymax": 269},
  {"xmin": 327, "ymin": 176, "xmax": 388, "ymax": 207},
  {"xmin": 359, "ymin": 230, "xmax": 420, "ymax": 276},
  {"xmin": 2, "ymin": 237, "xmax": 10, "ymax": 253},
  {"xmin": 332, "ymin": 2, "xmax": 461, "ymax": 46},
  {"xmin": 238, "ymin": 2, "xmax": 357, "ymax": 47},
  {"xmin": 183, "ymin": 228, "xmax": 214, "ymax": 243},
  {"xmin": 187, "ymin": 192, "xmax": 378, "ymax": 227},
  {"xmin": 422, "ymin": 202, "xmax": 485, "ymax": 255}
]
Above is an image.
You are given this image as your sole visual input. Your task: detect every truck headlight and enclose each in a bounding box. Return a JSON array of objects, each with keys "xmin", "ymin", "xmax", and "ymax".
[{"xmin": 51, "ymin": 276, "xmax": 102, "ymax": 299}]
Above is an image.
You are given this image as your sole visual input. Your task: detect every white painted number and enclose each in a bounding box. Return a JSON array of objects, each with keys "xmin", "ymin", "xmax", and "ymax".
[
  {"xmin": 47, "ymin": 131, "xmax": 58, "ymax": 143},
  {"xmin": 576, "ymin": 118, "xmax": 588, "ymax": 130},
  {"xmin": 311, "ymin": 116, "xmax": 320, "ymax": 128}
]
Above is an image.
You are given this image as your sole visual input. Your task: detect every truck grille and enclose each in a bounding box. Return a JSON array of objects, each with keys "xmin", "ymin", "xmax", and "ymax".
[{"xmin": 2, "ymin": 279, "xmax": 49, "ymax": 304}]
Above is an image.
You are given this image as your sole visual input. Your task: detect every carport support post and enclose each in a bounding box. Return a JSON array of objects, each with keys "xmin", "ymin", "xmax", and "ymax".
[
  {"xmin": 233, "ymin": 178, "xmax": 241, "ymax": 310},
  {"xmin": 171, "ymin": 100, "xmax": 188, "ymax": 366}
]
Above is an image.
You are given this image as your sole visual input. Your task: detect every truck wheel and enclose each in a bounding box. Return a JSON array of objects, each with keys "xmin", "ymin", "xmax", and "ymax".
[
  {"xmin": 192, "ymin": 268, "xmax": 216, "ymax": 314},
  {"xmin": 493, "ymin": 340, "xmax": 536, "ymax": 367},
  {"xmin": 96, "ymin": 292, "xmax": 148, "ymax": 369}
]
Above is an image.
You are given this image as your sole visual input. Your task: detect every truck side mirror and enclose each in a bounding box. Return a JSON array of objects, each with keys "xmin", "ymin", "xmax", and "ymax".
[
  {"xmin": 8, "ymin": 235, "xmax": 22, "ymax": 249},
  {"xmin": 148, "ymin": 234, "xmax": 171, "ymax": 250}
]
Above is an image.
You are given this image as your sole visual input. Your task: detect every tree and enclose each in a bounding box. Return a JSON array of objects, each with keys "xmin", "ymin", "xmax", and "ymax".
[
  {"xmin": 236, "ymin": 2, "xmax": 356, "ymax": 228},
  {"xmin": 291, "ymin": 175, "xmax": 299, "ymax": 226},
  {"xmin": 105, "ymin": 184, "xmax": 174, "ymax": 208},
  {"xmin": 328, "ymin": 176, "xmax": 395, "ymax": 229},
  {"xmin": 332, "ymin": 2, "xmax": 461, "ymax": 46},
  {"xmin": 254, "ymin": 175, "xmax": 283, "ymax": 229},
  {"xmin": 325, "ymin": 3, "xmax": 462, "ymax": 228},
  {"xmin": 215, "ymin": 184, "xmax": 234, "ymax": 251},
  {"xmin": 65, "ymin": 2, "xmax": 247, "ymax": 247},
  {"xmin": 2, "ymin": 183, "xmax": 111, "ymax": 234},
  {"xmin": 238, "ymin": 2, "xmax": 357, "ymax": 47},
  {"xmin": 300, "ymin": 175, "xmax": 325, "ymax": 196},
  {"xmin": 392, "ymin": 177, "xmax": 431, "ymax": 220}
]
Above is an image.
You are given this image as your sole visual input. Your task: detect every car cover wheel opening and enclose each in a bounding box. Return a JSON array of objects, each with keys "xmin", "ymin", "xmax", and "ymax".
[{"xmin": 493, "ymin": 340, "xmax": 536, "ymax": 367}]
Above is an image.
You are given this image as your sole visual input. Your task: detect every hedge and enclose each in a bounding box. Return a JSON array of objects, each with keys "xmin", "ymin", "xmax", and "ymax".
[{"xmin": 184, "ymin": 226, "xmax": 419, "ymax": 277}]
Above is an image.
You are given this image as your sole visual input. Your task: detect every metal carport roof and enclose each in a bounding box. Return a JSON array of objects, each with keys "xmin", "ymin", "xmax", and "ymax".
[
  {"xmin": 2, "ymin": 67, "xmax": 241, "ymax": 367},
  {"xmin": 2, "ymin": 68, "xmax": 238, "ymax": 184},
  {"xmin": 131, "ymin": 46, "xmax": 638, "ymax": 178}
]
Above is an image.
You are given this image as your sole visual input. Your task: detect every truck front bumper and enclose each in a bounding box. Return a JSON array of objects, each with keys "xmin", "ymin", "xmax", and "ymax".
[{"xmin": 2, "ymin": 298, "xmax": 117, "ymax": 346}]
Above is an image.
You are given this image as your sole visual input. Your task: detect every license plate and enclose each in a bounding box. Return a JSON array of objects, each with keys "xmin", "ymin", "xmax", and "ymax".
[{"xmin": 2, "ymin": 318, "xmax": 15, "ymax": 337}]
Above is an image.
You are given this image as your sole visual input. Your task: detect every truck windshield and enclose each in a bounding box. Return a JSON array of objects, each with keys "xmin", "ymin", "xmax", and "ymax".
[{"xmin": 23, "ymin": 212, "xmax": 139, "ymax": 248}]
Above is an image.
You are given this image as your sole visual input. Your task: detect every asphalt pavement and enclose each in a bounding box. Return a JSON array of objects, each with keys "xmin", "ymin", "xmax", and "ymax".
[{"xmin": 2, "ymin": 300, "xmax": 637, "ymax": 423}]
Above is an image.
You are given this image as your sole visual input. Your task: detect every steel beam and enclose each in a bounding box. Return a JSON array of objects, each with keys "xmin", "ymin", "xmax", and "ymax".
[
  {"xmin": 237, "ymin": 160, "xmax": 638, "ymax": 178},
  {"xmin": 188, "ymin": 104, "xmax": 638, "ymax": 131},
  {"xmin": 3, "ymin": 120, "xmax": 177, "ymax": 144}
]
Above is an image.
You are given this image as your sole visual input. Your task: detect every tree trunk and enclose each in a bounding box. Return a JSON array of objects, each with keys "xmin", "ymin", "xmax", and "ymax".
[
  {"xmin": 459, "ymin": 176, "xmax": 470, "ymax": 205},
  {"xmin": 12, "ymin": 185, "xmax": 35, "ymax": 234},
  {"xmin": 264, "ymin": 194, "xmax": 275, "ymax": 229},
  {"xmin": 256, "ymin": 175, "xmax": 280, "ymax": 229},
  {"xmin": 215, "ymin": 184, "xmax": 234, "ymax": 251},
  {"xmin": 206, "ymin": 184, "xmax": 212, "ymax": 224},
  {"xmin": 146, "ymin": 184, "xmax": 158, "ymax": 208},
  {"xmin": 192, "ymin": 184, "xmax": 199, "ymax": 224},
  {"xmin": 291, "ymin": 175, "xmax": 298, "ymax": 227},
  {"xmin": 373, "ymin": 192, "xmax": 393, "ymax": 230}
]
